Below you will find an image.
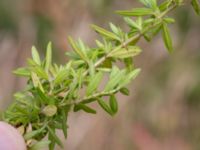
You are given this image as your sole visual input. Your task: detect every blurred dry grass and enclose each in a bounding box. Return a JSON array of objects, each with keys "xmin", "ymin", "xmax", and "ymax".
[{"xmin": 0, "ymin": 0, "xmax": 200, "ymax": 150}]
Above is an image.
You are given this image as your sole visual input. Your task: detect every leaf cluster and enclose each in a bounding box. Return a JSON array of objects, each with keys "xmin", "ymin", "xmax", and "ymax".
[{"xmin": 2, "ymin": 0, "xmax": 199, "ymax": 149}]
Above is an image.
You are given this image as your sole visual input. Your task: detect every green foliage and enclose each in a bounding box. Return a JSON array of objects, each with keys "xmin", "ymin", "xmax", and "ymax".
[
  {"xmin": 162, "ymin": 23, "xmax": 174, "ymax": 53},
  {"xmin": 109, "ymin": 95, "xmax": 118, "ymax": 114},
  {"xmin": 98, "ymin": 98, "xmax": 114, "ymax": 116},
  {"xmin": 30, "ymin": 141, "xmax": 51, "ymax": 150},
  {"xmin": 117, "ymin": 8, "xmax": 154, "ymax": 16},
  {"xmin": 2, "ymin": 0, "xmax": 199, "ymax": 149},
  {"xmin": 191, "ymin": 0, "xmax": 200, "ymax": 15}
]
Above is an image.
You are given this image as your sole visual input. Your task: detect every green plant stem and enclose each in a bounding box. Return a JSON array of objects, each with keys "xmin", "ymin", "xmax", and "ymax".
[
  {"xmin": 93, "ymin": 3, "xmax": 177, "ymax": 69},
  {"xmin": 60, "ymin": 88, "xmax": 120, "ymax": 106},
  {"xmin": 58, "ymin": 3, "xmax": 178, "ymax": 105}
]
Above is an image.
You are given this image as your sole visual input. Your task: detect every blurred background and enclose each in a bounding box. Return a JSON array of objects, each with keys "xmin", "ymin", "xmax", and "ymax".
[{"xmin": 0, "ymin": 0, "xmax": 200, "ymax": 150}]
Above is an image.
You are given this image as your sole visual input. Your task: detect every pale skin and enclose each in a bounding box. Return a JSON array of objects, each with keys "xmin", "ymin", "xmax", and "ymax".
[{"xmin": 0, "ymin": 121, "xmax": 27, "ymax": 150}]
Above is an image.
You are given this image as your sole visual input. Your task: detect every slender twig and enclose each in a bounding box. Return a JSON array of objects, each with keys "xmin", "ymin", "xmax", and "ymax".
[
  {"xmin": 59, "ymin": 88, "xmax": 120, "ymax": 106},
  {"xmin": 58, "ymin": 3, "xmax": 178, "ymax": 105}
]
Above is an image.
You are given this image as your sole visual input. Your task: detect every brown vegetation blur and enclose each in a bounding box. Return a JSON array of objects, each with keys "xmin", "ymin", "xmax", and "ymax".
[{"xmin": 0, "ymin": 0, "xmax": 200, "ymax": 150}]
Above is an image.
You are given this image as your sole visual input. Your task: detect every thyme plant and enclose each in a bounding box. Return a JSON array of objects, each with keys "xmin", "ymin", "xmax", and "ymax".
[{"xmin": 2, "ymin": 0, "xmax": 200, "ymax": 149}]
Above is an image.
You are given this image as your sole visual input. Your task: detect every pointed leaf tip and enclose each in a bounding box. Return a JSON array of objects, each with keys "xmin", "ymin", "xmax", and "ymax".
[{"xmin": 31, "ymin": 46, "xmax": 41, "ymax": 65}]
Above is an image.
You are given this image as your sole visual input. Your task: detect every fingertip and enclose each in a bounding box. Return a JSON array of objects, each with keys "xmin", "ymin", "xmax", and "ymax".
[{"xmin": 0, "ymin": 121, "xmax": 27, "ymax": 150}]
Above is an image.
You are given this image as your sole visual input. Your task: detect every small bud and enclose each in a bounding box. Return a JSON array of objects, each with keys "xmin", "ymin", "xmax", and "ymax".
[
  {"xmin": 42, "ymin": 105, "xmax": 57, "ymax": 117},
  {"xmin": 120, "ymin": 87, "xmax": 130, "ymax": 96}
]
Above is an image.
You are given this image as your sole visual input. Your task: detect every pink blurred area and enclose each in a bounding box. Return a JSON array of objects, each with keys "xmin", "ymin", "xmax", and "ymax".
[{"xmin": 0, "ymin": 0, "xmax": 200, "ymax": 150}]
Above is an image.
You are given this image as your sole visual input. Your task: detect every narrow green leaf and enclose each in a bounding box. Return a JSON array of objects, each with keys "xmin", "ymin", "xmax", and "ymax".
[
  {"xmin": 54, "ymin": 69, "xmax": 68, "ymax": 85},
  {"xmin": 119, "ymin": 68, "xmax": 141, "ymax": 87},
  {"xmin": 36, "ymin": 88, "xmax": 49, "ymax": 104},
  {"xmin": 31, "ymin": 72, "xmax": 45, "ymax": 92},
  {"xmin": 95, "ymin": 40, "xmax": 104, "ymax": 48},
  {"xmin": 31, "ymin": 72, "xmax": 39, "ymax": 87},
  {"xmin": 97, "ymin": 67, "xmax": 111, "ymax": 73},
  {"xmin": 110, "ymin": 66, "xmax": 120, "ymax": 78},
  {"xmin": 104, "ymin": 67, "xmax": 126, "ymax": 92},
  {"xmin": 86, "ymin": 71, "xmax": 103, "ymax": 96},
  {"xmin": 109, "ymin": 22, "xmax": 119, "ymax": 35},
  {"xmin": 143, "ymin": 24, "xmax": 162, "ymax": 41},
  {"xmin": 48, "ymin": 129, "xmax": 56, "ymax": 150},
  {"xmin": 116, "ymin": 8, "xmax": 154, "ymax": 16},
  {"xmin": 91, "ymin": 24, "xmax": 120, "ymax": 41},
  {"xmin": 139, "ymin": 0, "xmax": 157, "ymax": 9},
  {"xmin": 24, "ymin": 126, "xmax": 45, "ymax": 140},
  {"xmin": 120, "ymin": 87, "xmax": 130, "ymax": 96},
  {"xmin": 47, "ymin": 126, "xmax": 63, "ymax": 148},
  {"xmin": 191, "ymin": 0, "xmax": 200, "ymax": 15},
  {"xmin": 74, "ymin": 103, "xmax": 96, "ymax": 114},
  {"xmin": 31, "ymin": 46, "xmax": 41, "ymax": 65},
  {"xmin": 61, "ymin": 110, "xmax": 67, "ymax": 138},
  {"xmin": 109, "ymin": 95, "xmax": 118, "ymax": 114},
  {"xmin": 88, "ymin": 60, "xmax": 95, "ymax": 77},
  {"xmin": 104, "ymin": 66, "xmax": 126, "ymax": 92},
  {"xmin": 159, "ymin": 1, "xmax": 172, "ymax": 11},
  {"xmin": 136, "ymin": 17, "xmax": 143, "ymax": 30},
  {"xmin": 14, "ymin": 92, "xmax": 26, "ymax": 100},
  {"xmin": 126, "ymin": 68, "xmax": 141, "ymax": 80},
  {"xmin": 45, "ymin": 42, "xmax": 52, "ymax": 72},
  {"xmin": 163, "ymin": 17, "xmax": 175, "ymax": 24},
  {"xmin": 109, "ymin": 46, "xmax": 142, "ymax": 59},
  {"xmin": 162, "ymin": 23, "xmax": 173, "ymax": 53},
  {"xmin": 143, "ymin": 34, "xmax": 151, "ymax": 42},
  {"xmin": 27, "ymin": 58, "xmax": 38, "ymax": 67},
  {"xmin": 30, "ymin": 140, "xmax": 51, "ymax": 150},
  {"xmin": 101, "ymin": 58, "xmax": 112, "ymax": 68},
  {"xmin": 68, "ymin": 37, "xmax": 88, "ymax": 62},
  {"xmin": 30, "ymin": 66, "xmax": 49, "ymax": 80},
  {"xmin": 77, "ymin": 39, "xmax": 87, "ymax": 52},
  {"xmin": 124, "ymin": 58, "xmax": 134, "ymax": 71},
  {"xmin": 49, "ymin": 141, "xmax": 55, "ymax": 150},
  {"xmin": 139, "ymin": 0, "xmax": 151, "ymax": 7},
  {"xmin": 97, "ymin": 98, "xmax": 113, "ymax": 116},
  {"xmin": 13, "ymin": 68, "xmax": 30, "ymax": 77},
  {"xmin": 143, "ymin": 18, "xmax": 155, "ymax": 25},
  {"xmin": 81, "ymin": 98, "xmax": 96, "ymax": 104},
  {"xmin": 124, "ymin": 17, "xmax": 140, "ymax": 30}
]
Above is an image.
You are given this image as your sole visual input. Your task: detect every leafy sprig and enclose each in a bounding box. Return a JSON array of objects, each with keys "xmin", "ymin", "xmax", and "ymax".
[{"xmin": 2, "ymin": 0, "xmax": 199, "ymax": 149}]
